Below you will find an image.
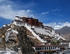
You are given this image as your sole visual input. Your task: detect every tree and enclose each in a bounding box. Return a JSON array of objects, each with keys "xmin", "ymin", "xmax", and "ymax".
[
  {"xmin": 51, "ymin": 41, "xmax": 57, "ymax": 45},
  {"xmin": 17, "ymin": 26, "xmax": 35, "ymax": 54}
]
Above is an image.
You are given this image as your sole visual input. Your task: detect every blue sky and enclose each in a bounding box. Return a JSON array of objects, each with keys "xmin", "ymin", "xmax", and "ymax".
[{"xmin": 0, "ymin": 0, "xmax": 70, "ymax": 29}]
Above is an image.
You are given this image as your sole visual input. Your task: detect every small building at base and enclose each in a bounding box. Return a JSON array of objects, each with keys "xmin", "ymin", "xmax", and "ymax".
[{"xmin": 34, "ymin": 44, "xmax": 68, "ymax": 54}]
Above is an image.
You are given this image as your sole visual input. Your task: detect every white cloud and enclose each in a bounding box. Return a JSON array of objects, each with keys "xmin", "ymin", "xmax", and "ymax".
[
  {"xmin": 0, "ymin": 0, "xmax": 35, "ymax": 20},
  {"xmin": 0, "ymin": 5, "xmax": 34, "ymax": 20},
  {"xmin": 41, "ymin": 12, "xmax": 49, "ymax": 14},
  {"xmin": 44, "ymin": 22, "xmax": 70, "ymax": 30}
]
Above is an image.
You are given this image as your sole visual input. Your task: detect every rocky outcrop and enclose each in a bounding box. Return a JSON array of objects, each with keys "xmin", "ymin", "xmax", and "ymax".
[
  {"xmin": 0, "ymin": 26, "xmax": 10, "ymax": 50},
  {"xmin": 0, "ymin": 25, "xmax": 35, "ymax": 54},
  {"xmin": 0, "ymin": 26, "xmax": 10, "ymax": 35}
]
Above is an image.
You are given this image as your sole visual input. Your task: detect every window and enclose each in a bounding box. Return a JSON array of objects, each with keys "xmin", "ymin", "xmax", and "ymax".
[
  {"xmin": 46, "ymin": 47, "xmax": 47, "ymax": 50},
  {"xmin": 41, "ymin": 47, "xmax": 42, "ymax": 50},
  {"xmin": 45, "ymin": 47, "xmax": 46, "ymax": 50},
  {"xmin": 51, "ymin": 47, "xmax": 53, "ymax": 50},
  {"xmin": 42, "ymin": 47, "xmax": 45, "ymax": 50},
  {"xmin": 48, "ymin": 47, "xmax": 49, "ymax": 50},
  {"xmin": 36, "ymin": 47, "xmax": 38, "ymax": 50}
]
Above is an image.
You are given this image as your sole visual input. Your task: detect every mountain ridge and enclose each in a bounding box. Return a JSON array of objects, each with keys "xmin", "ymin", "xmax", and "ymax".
[
  {"xmin": 55, "ymin": 26, "xmax": 70, "ymax": 41},
  {"xmin": 55, "ymin": 26, "xmax": 70, "ymax": 35}
]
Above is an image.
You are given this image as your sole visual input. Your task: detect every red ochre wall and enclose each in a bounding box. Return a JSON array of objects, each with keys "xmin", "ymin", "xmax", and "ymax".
[{"xmin": 21, "ymin": 17, "xmax": 43, "ymax": 27}]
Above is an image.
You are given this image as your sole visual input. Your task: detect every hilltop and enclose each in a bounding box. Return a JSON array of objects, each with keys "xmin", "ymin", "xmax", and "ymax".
[{"xmin": 0, "ymin": 16, "xmax": 65, "ymax": 54}]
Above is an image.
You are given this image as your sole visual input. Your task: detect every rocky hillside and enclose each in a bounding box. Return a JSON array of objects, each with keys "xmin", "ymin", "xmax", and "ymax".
[
  {"xmin": 0, "ymin": 25, "xmax": 35, "ymax": 54},
  {"xmin": 0, "ymin": 16, "xmax": 66, "ymax": 54},
  {"xmin": 16, "ymin": 26, "xmax": 35, "ymax": 54},
  {"xmin": 55, "ymin": 26, "xmax": 70, "ymax": 35},
  {"xmin": 4, "ymin": 16, "xmax": 65, "ymax": 42}
]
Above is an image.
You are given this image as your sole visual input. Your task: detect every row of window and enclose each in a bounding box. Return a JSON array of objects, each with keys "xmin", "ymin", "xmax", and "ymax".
[{"xmin": 35, "ymin": 46, "xmax": 59, "ymax": 50}]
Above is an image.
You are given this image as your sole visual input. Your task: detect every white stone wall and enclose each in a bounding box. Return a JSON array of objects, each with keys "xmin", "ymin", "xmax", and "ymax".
[{"xmin": 13, "ymin": 21, "xmax": 24, "ymax": 26}]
